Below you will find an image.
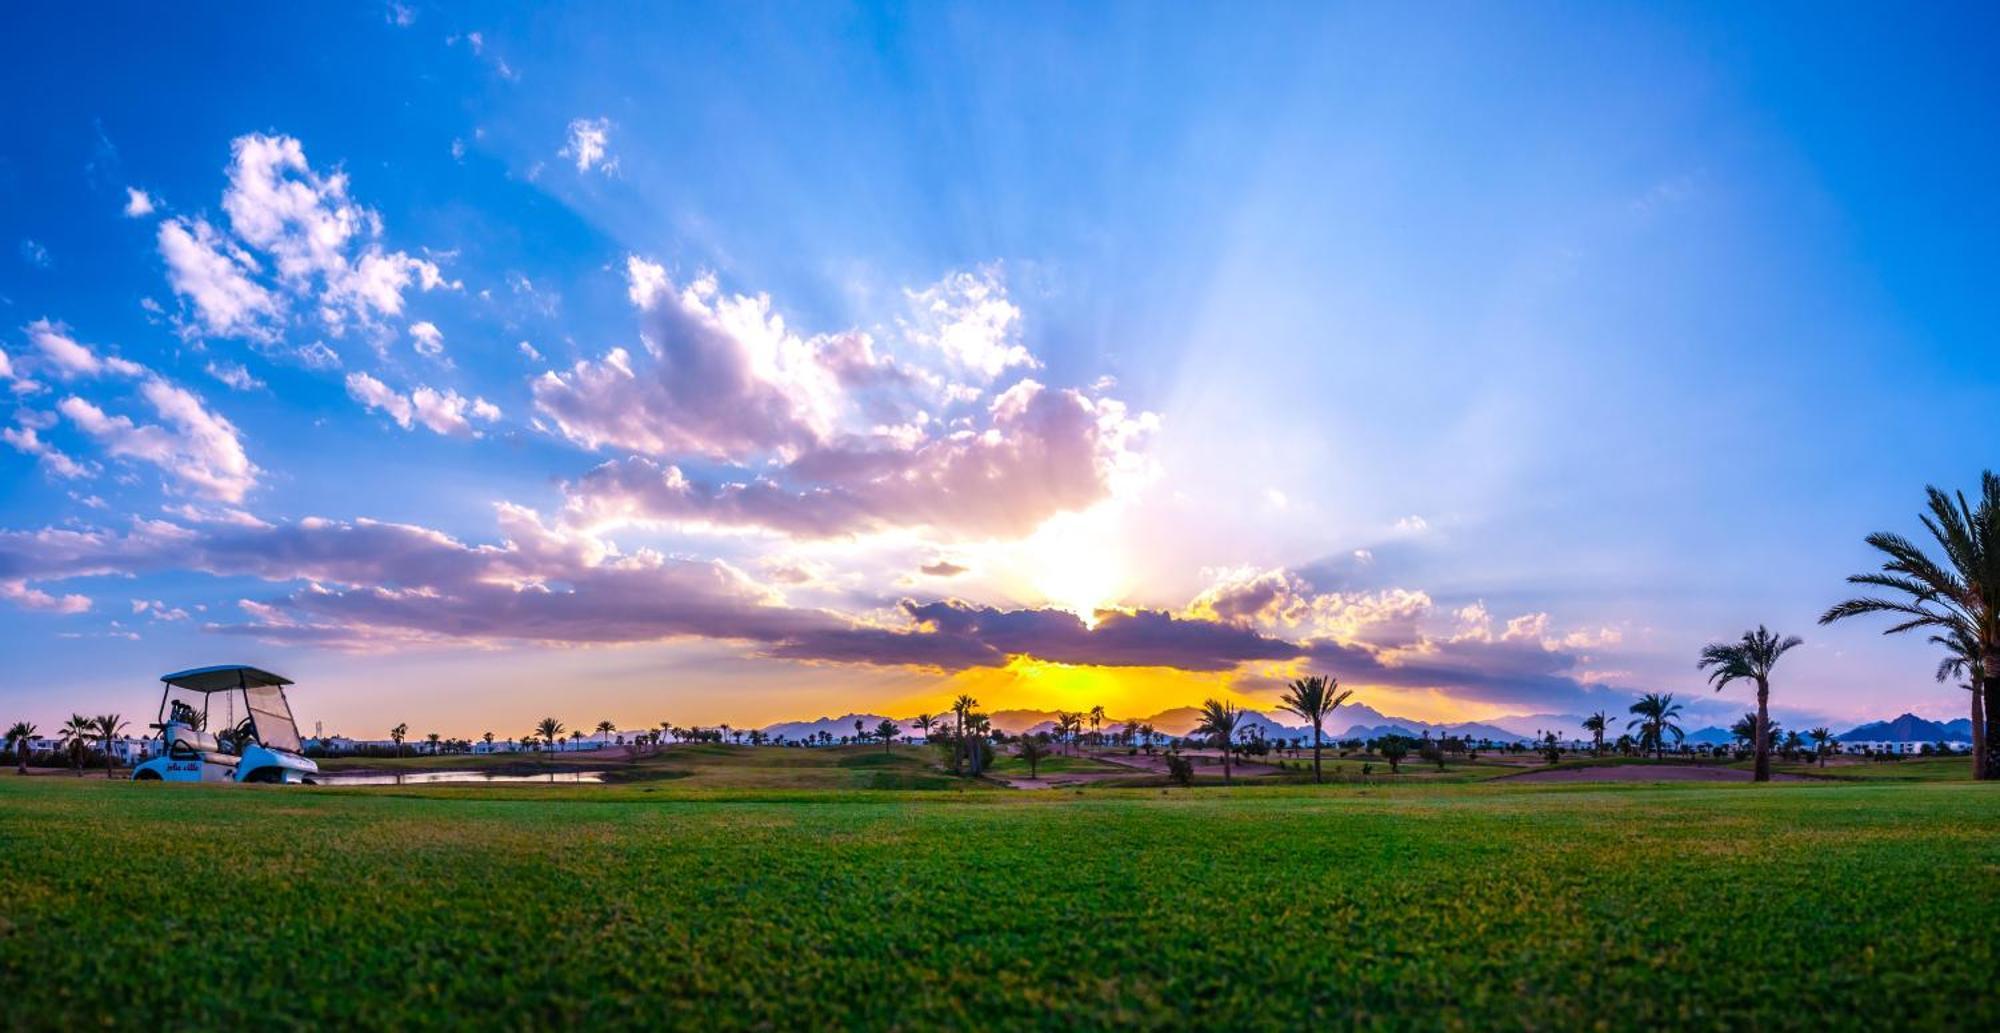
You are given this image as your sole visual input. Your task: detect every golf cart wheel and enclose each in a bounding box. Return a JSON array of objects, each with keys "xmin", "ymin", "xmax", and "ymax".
[
  {"xmin": 243, "ymin": 768, "xmax": 285, "ymax": 784},
  {"xmin": 134, "ymin": 769, "xmax": 162, "ymax": 780}
]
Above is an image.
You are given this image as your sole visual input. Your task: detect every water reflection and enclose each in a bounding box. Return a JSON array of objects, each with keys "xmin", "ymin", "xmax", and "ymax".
[{"xmin": 314, "ymin": 769, "xmax": 607, "ymax": 786}]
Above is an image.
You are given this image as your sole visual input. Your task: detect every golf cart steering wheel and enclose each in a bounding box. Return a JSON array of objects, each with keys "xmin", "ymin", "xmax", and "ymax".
[{"xmin": 221, "ymin": 717, "xmax": 256, "ymax": 753}]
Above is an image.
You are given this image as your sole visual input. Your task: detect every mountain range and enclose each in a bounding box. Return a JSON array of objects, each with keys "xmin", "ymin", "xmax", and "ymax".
[{"xmin": 756, "ymin": 707, "xmax": 1977, "ymax": 746}]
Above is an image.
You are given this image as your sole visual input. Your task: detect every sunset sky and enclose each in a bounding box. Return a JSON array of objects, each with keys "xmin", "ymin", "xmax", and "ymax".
[{"xmin": 3, "ymin": 3, "xmax": 1997, "ymax": 738}]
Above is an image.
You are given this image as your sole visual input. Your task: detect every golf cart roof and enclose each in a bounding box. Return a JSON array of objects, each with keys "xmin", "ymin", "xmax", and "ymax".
[{"xmin": 160, "ymin": 665, "xmax": 293, "ymax": 693}]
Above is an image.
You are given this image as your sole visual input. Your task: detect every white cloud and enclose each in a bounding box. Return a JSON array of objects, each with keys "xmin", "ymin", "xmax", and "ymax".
[
  {"xmin": 409, "ymin": 320, "xmax": 445, "ymax": 357},
  {"xmin": 205, "ymin": 360, "xmax": 264, "ymax": 391},
  {"xmin": 157, "ymin": 217, "xmax": 281, "ymax": 340},
  {"xmin": 123, "ymin": 187, "xmax": 156, "ymax": 217},
  {"xmin": 561, "ymin": 117, "xmax": 615, "ymax": 173},
  {"xmin": 298, "ymin": 341, "xmax": 341, "ymax": 369},
  {"xmin": 625, "ymin": 255, "xmax": 668, "ymax": 308},
  {"xmin": 902, "ymin": 268, "xmax": 1034, "ymax": 380},
  {"xmin": 2, "ymin": 422, "xmax": 97, "ymax": 480},
  {"xmin": 58, "ymin": 379, "xmax": 256, "ymax": 503},
  {"xmin": 347, "ymin": 373, "xmax": 497, "ymax": 438},
  {"xmin": 0, "ymin": 578, "xmax": 90, "ymax": 615},
  {"xmin": 345, "ymin": 372, "xmax": 412, "ymax": 429},
  {"xmin": 25, "ymin": 319, "xmax": 145, "ymax": 379},
  {"xmin": 517, "ymin": 340, "xmax": 542, "ymax": 362}
]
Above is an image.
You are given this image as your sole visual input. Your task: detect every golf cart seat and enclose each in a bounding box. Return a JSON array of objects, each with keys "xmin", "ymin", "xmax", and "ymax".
[{"xmin": 170, "ymin": 726, "xmax": 222, "ymax": 753}]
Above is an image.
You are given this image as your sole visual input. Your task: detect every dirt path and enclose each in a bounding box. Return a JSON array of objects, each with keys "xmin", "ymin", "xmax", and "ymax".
[{"xmin": 1497, "ymin": 765, "xmax": 1810, "ymax": 783}]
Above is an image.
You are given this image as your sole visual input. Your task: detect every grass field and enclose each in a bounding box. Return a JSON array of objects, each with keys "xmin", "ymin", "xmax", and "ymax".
[{"xmin": 2, "ymin": 772, "xmax": 1994, "ymax": 1030}]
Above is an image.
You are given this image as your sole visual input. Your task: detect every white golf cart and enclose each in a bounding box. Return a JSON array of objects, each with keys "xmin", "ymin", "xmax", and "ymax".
[{"xmin": 130, "ymin": 665, "xmax": 319, "ymax": 785}]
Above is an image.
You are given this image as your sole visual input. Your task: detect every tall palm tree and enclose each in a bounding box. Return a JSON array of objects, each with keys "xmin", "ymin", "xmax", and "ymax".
[
  {"xmin": 1276, "ymin": 674, "xmax": 1352, "ymax": 784},
  {"xmin": 874, "ymin": 719, "xmax": 900, "ymax": 753},
  {"xmin": 7, "ymin": 721, "xmax": 38, "ymax": 774},
  {"xmin": 482, "ymin": 731, "xmax": 495, "ymax": 750},
  {"xmin": 1820, "ymin": 471, "xmax": 1999, "ymax": 780},
  {"xmin": 913, "ymin": 713, "xmax": 936, "ymax": 740},
  {"xmin": 535, "ymin": 717, "xmax": 563, "ymax": 757},
  {"xmin": 951, "ymin": 694, "xmax": 978, "ymax": 774},
  {"xmin": 1194, "ymin": 698, "xmax": 1241, "ymax": 783},
  {"xmin": 1808, "ymin": 727, "xmax": 1834, "ymax": 767},
  {"xmin": 1017, "ymin": 734, "xmax": 1051, "ymax": 779},
  {"xmin": 595, "ymin": 720, "xmax": 616, "ymax": 745},
  {"xmin": 60, "ymin": 714, "xmax": 93, "ymax": 774},
  {"xmin": 94, "ymin": 714, "xmax": 127, "ymax": 778},
  {"xmin": 390, "ymin": 722, "xmax": 408, "ymax": 758},
  {"xmin": 1698, "ymin": 626, "xmax": 1803, "ymax": 782},
  {"xmin": 1580, "ymin": 711, "xmax": 1610, "ymax": 756},
  {"xmin": 425, "ymin": 732, "xmax": 442, "ymax": 755},
  {"xmin": 1625, "ymin": 694, "xmax": 1685, "ymax": 759},
  {"xmin": 1088, "ymin": 705, "xmax": 1106, "ymax": 747}
]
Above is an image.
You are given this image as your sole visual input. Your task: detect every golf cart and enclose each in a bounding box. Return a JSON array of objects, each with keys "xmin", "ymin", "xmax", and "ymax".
[{"xmin": 130, "ymin": 665, "xmax": 319, "ymax": 784}]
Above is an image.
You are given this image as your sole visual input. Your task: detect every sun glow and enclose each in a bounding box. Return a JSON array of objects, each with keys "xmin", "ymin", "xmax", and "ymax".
[{"xmin": 1017, "ymin": 504, "xmax": 1132, "ymax": 623}]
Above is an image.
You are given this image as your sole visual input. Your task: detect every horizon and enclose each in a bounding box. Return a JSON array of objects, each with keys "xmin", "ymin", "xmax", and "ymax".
[{"xmin": 5, "ymin": 3, "xmax": 1999, "ymax": 739}]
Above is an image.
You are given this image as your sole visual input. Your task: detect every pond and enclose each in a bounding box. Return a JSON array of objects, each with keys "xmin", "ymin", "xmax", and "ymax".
[{"xmin": 313, "ymin": 770, "xmax": 608, "ymax": 786}]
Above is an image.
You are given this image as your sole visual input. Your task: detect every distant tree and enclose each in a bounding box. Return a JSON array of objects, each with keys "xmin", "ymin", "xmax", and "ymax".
[
  {"xmin": 390, "ymin": 722, "xmax": 408, "ymax": 758},
  {"xmin": 596, "ymin": 720, "xmax": 616, "ymax": 745},
  {"xmin": 425, "ymin": 732, "xmax": 442, "ymax": 755},
  {"xmin": 1540, "ymin": 732, "xmax": 1562, "ymax": 766},
  {"xmin": 61, "ymin": 714, "xmax": 94, "ymax": 773},
  {"xmin": 6, "ymin": 721, "xmax": 36, "ymax": 774},
  {"xmin": 875, "ymin": 719, "xmax": 900, "ymax": 753},
  {"xmin": 1088, "ymin": 705, "xmax": 1106, "ymax": 747},
  {"xmin": 1699, "ymin": 626, "xmax": 1803, "ymax": 782},
  {"xmin": 535, "ymin": 717, "xmax": 564, "ymax": 757},
  {"xmin": 913, "ymin": 713, "xmax": 936, "ymax": 740},
  {"xmin": 93, "ymin": 714, "xmax": 126, "ymax": 778},
  {"xmin": 1139, "ymin": 723, "xmax": 1157, "ymax": 755},
  {"xmin": 1820, "ymin": 472, "xmax": 1999, "ymax": 780},
  {"xmin": 951, "ymin": 695, "xmax": 980, "ymax": 774},
  {"xmin": 483, "ymin": 732, "xmax": 495, "ymax": 749},
  {"xmin": 1018, "ymin": 734, "xmax": 1051, "ymax": 779},
  {"xmin": 1581, "ymin": 711, "xmax": 1610, "ymax": 756},
  {"xmin": 1377, "ymin": 737, "xmax": 1409, "ymax": 774},
  {"xmin": 1276, "ymin": 674, "xmax": 1352, "ymax": 785},
  {"xmin": 1626, "ymin": 693, "xmax": 1685, "ymax": 759},
  {"xmin": 1165, "ymin": 754, "xmax": 1194, "ymax": 787},
  {"xmin": 1195, "ymin": 699, "xmax": 1241, "ymax": 783}
]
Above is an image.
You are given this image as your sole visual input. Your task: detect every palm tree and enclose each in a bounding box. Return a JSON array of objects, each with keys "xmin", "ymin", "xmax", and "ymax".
[
  {"xmin": 1017, "ymin": 734, "xmax": 1051, "ymax": 779},
  {"xmin": 482, "ymin": 731, "xmax": 495, "ymax": 750},
  {"xmin": 92, "ymin": 714, "xmax": 127, "ymax": 778},
  {"xmin": 1625, "ymin": 693, "xmax": 1685, "ymax": 759},
  {"xmin": 596, "ymin": 720, "xmax": 616, "ymax": 745},
  {"xmin": 1194, "ymin": 698, "xmax": 1241, "ymax": 783},
  {"xmin": 1820, "ymin": 472, "xmax": 1999, "ymax": 780},
  {"xmin": 535, "ymin": 717, "xmax": 563, "ymax": 758},
  {"xmin": 874, "ymin": 719, "xmax": 900, "ymax": 753},
  {"xmin": 1276, "ymin": 674, "xmax": 1352, "ymax": 784},
  {"xmin": 1580, "ymin": 711, "xmax": 1610, "ymax": 756},
  {"xmin": 425, "ymin": 732, "xmax": 442, "ymax": 755},
  {"xmin": 913, "ymin": 713, "xmax": 936, "ymax": 740},
  {"xmin": 1088, "ymin": 705, "xmax": 1106, "ymax": 747},
  {"xmin": 1698, "ymin": 626, "xmax": 1803, "ymax": 782},
  {"xmin": 951, "ymin": 694, "xmax": 978, "ymax": 774},
  {"xmin": 390, "ymin": 722, "xmax": 408, "ymax": 758},
  {"xmin": 6, "ymin": 721, "xmax": 36, "ymax": 774},
  {"xmin": 60, "ymin": 714, "xmax": 93, "ymax": 774},
  {"xmin": 1139, "ymin": 723, "xmax": 1156, "ymax": 755},
  {"xmin": 1808, "ymin": 727, "xmax": 1834, "ymax": 767}
]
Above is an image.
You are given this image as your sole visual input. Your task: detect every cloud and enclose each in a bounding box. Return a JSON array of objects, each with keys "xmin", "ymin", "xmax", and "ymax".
[
  {"xmin": 901, "ymin": 268, "xmax": 1035, "ymax": 380},
  {"xmin": 0, "ymin": 578, "xmax": 91, "ymax": 614},
  {"xmin": 58, "ymin": 378, "xmax": 257, "ymax": 503},
  {"xmin": 561, "ymin": 378, "xmax": 1153, "ymax": 539},
  {"xmin": 2, "ymin": 422, "xmax": 97, "ymax": 480},
  {"xmin": 920, "ymin": 560, "xmax": 967, "ymax": 577},
  {"xmin": 409, "ymin": 320, "xmax": 444, "ymax": 358},
  {"xmin": 123, "ymin": 187, "xmax": 156, "ymax": 217},
  {"xmin": 158, "ymin": 134, "xmax": 450, "ymax": 341},
  {"xmin": 298, "ymin": 341, "xmax": 342, "ymax": 370},
  {"xmin": 561, "ymin": 117, "xmax": 615, "ymax": 173},
  {"xmin": 346, "ymin": 373, "xmax": 498, "ymax": 437},
  {"xmin": 19, "ymin": 240, "xmax": 50, "ymax": 268},
  {"xmin": 25, "ymin": 319, "xmax": 146, "ymax": 379},
  {"xmin": 205, "ymin": 360, "xmax": 264, "ymax": 391},
  {"xmin": 157, "ymin": 217, "xmax": 282, "ymax": 339},
  {"xmin": 345, "ymin": 372, "xmax": 412, "ymax": 428}
]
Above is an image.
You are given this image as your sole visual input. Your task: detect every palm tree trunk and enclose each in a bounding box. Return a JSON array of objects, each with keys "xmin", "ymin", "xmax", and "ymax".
[
  {"xmin": 1980, "ymin": 654, "xmax": 2000, "ymax": 781},
  {"xmin": 1970, "ymin": 673, "xmax": 1986, "ymax": 780},
  {"xmin": 1753, "ymin": 680, "xmax": 1771, "ymax": 783},
  {"xmin": 1311, "ymin": 724, "xmax": 1323, "ymax": 784}
]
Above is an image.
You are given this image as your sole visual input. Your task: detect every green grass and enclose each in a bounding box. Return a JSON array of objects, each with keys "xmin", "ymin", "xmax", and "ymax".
[
  {"xmin": 1768, "ymin": 755, "xmax": 1975, "ymax": 782},
  {"xmin": 986, "ymin": 751, "xmax": 1133, "ymax": 775},
  {"xmin": 1, "ymin": 776, "xmax": 1994, "ymax": 1029}
]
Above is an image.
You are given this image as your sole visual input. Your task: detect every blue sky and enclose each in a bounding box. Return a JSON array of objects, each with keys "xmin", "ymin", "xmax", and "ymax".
[{"xmin": 2, "ymin": 2, "xmax": 1996, "ymax": 738}]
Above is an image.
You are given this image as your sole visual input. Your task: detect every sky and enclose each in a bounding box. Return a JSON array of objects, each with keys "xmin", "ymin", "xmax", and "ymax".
[{"xmin": 3, "ymin": 2, "xmax": 1997, "ymax": 740}]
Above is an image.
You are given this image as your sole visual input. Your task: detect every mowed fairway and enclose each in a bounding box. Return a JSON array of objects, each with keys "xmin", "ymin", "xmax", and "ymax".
[{"xmin": 2, "ymin": 777, "xmax": 1995, "ymax": 1030}]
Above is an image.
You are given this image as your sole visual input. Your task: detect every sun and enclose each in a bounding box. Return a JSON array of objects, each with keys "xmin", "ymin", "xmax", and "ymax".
[{"xmin": 1020, "ymin": 505, "xmax": 1130, "ymax": 624}]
